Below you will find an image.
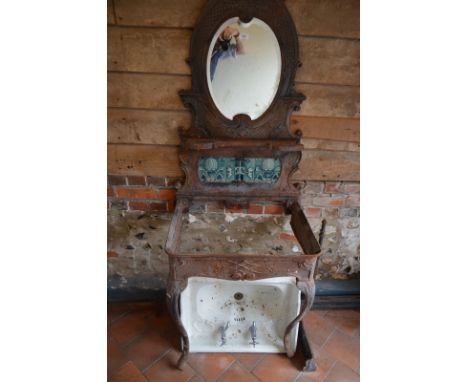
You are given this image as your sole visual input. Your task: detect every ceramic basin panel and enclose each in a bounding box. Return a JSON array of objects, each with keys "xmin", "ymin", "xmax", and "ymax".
[{"xmin": 180, "ymin": 276, "xmax": 300, "ymax": 353}]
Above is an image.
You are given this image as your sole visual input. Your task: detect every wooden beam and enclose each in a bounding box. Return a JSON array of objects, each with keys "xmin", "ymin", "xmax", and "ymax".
[
  {"xmin": 108, "ymin": 72, "xmax": 358, "ymax": 118},
  {"xmin": 291, "ymin": 116, "xmax": 359, "ymax": 143},
  {"xmin": 107, "ymin": 26, "xmax": 359, "ymax": 86},
  {"xmin": 294, "ymin": 150, "xmax": 359, "ymax": 181},
  {"xmin": 108, "ymin": 110, "xmax": 359, "ymax": 147},
  {"xmin": 113, "ymin": 0, "xmax": 206, "ymax": 28},
  {"xmin": 108, "ymin": 27, "xmax": 191, "ymax": 75},
  {"xmin": 296, "ymin": 84, "xmax": 360, "ymax": 118},
  {"xmin": 107, "ymin": 72, "xmax": 190, "ymax": 110},
  {"xmin": 301, "ymin": 138, "xmax": 359, "ymax": 152},
  {"xmin": 297, "ymin": 37, "xmax": 359, "ymax": 86},
  {"xmin": 285, "ymin": 0, "xmax": 360, "ymax": 39},
  {"xmin": 108, "ymin": 144, "xmax": 182, "ymax": 177},
  {"xmin": 107, "ymin": 0, "xmax": 116, "ymax": 25},
  {"xmin": 107, "ymin": 108, "xmax": 189, "ymax": 145},
  {"xmin": 113, "ymin": 0, "xmax": 359, "ymax": 39},
  {"xmin": 108, "ymin": 144, "xmax": 359, "ymax": 180}
]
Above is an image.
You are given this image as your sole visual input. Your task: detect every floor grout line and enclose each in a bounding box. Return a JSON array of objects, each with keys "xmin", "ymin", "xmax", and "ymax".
[
  {"xmin": 321, "ymin": 359, "xmax": 338, "ymax": 382},
  {"xmin": 140, "ymin": 347, "xmax": 172, "ymax": 374},
  {"xmin": 248, "ymin": 353, "xmax": 266, "ymax": 372},
  {"xmin": 319, "ymin": 326, "xmax": 338, "ymax": 351},
  {"xmin": 212, "ymin": 359, "xmax": 240, "ymax": 382},
  {"xmin": 108, "ymin": 307, "xmax": 133, "ymax": 325}
]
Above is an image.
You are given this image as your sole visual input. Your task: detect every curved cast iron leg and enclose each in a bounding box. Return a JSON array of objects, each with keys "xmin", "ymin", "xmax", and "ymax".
[
  {"xmin": 166, "ymin": 287, "xmax": 189, "ymax": 370},
  {"xmin": 283, "ymin": 280, "xmax": 315, "ymax": 358}
]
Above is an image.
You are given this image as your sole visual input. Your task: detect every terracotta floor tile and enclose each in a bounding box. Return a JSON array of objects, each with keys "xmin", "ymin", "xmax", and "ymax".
[
  {"xmin": 109, "ymin": 310, "xmax": 155, "ymax": 346},
  {"xmin": 325, "ymin": 310, "xmax": 359, "ymax": 321},
  {"xmin": 108, "ymin": 337, "xmax": 127, "ymax": 375},
  {"xmin": 110, "ymin": 361, "xmax": 148, "ymax": 382},
  {"xmin": 148, "ymin": 314, "xmax": 181, "ymax": 350},
  {"xmin": 106, "ymin": 304, "xmax": 360, "ymax": 382},
  {"xmin": 322, "ymin": 330, "xmax": 359, "ymax": 372},
  {"xmin": 216, "ymin": 361, "xmax": 260, "ymax": 382},
  {"xmin": 108, "ymin": 303, "xmax": 133, "ymax": 324},
  {"xmin": 252, "ymin": 354, "xmax": 300, "ymax": 382},
  {"xmin": 144, "ymin": 350, "xmax": 195, "ymax": 382},
  {"xmin": 302, "ymin": 311, "xmax": 336, "ymax": 348},
  {"xmin": 187, "ymin": 353, "xmax": 236, "ymax": 382},
  {"xmin": 294, "ymin": 347, "xmax": 336, "ymax": 382},
  {"xmin": 313, "ymin": 309, "xmax": 329, "ymax": 317},
  {"xmin": 125, "ymin": 330, "xmax": 172, "ymax": 370},
  {"xmin": 324, "ymin": 310, "xmax": 360, "ymax": 337},
  {"xmin": 187, "ymin": 375, "xmax": 206, "ymax": 382},
  {"xmin": 323, "ymin": 361, "xmax": 359, "ymax": 382},
  {"xmin": 235, "ymin": 353, "xmax": 266, "ymax": 371}
]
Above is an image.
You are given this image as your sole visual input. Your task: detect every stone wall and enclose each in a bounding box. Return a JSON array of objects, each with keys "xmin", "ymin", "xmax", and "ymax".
[{"xmin": 107, "ymin": 178, "xmax": 360, "ymax": 289}]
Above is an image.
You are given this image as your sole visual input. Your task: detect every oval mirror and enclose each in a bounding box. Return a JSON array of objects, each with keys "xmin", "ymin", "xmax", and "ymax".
[{"xmin": 207, "ymin": 17, "xmax": 281, "ymax": 121}]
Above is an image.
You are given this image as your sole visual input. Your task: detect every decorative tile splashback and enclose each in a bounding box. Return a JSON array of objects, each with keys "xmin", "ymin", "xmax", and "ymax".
[{"xmin": 198, "ymin": 157, "xmax": 281, "ymax": 184}]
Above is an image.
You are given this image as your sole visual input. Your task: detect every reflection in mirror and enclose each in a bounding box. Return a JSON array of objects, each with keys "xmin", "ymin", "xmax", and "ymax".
[{"xmin": 207, "ymin": 17, "xmax": 281, "ymax": 121}]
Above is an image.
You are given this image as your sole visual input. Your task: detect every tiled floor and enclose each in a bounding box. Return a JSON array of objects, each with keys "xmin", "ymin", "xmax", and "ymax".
[{"xmin": 108, "ymin": 302, "xmax": 359, "ymax": 382}]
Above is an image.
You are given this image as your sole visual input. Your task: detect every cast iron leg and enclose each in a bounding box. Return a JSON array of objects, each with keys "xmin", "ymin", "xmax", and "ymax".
[
  {"xmin": 283, "ymin": 280, "xmax": 315, "ymax": 358},
  {"xmin": 299, "ymin": 321, "xmax": 317, "ymax": 372},
  {"xmin": 166, "ymin": 288, "xmax": 189, "ymax": 370}
]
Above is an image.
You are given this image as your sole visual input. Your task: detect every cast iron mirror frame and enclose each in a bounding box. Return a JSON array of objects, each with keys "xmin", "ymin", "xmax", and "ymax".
[{"xmin": 180, "ymin": 0, "xmax": 305, "ymax": 140}]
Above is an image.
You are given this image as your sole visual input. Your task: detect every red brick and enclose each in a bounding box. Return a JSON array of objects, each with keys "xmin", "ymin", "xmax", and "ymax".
[
  {"xmin": 108, "ymin": 187, "xmax": 114, "ymax": 197},
  {"xmin": 107, "ymin": 250, "xmax": 119, "ymax": 258},
  {"xmin": 247, "ymin": 204, "xmax": 264, "ymax": 215},
  {"xmin": 158, "ymin": 189, "xmax": 176, "ymax": 201},
  {"xmin": 126, "ymin": 176, "xmax": 146, "ymax": 186},
  {"xmin": 115, "ymin": 187, "xmax": 158, "ymax": 199},
  {"xmin": 226, "ymin": 206, "xmax": 245, "ymax": 213},
  {"xmin": 128, "ymin": 201, "xmax": 166, "ymax": 211},
  {"xmin": 330, "ymin": 198, "xmax": 345, "ymax": 206},
  {"xmin": 313, "ymin": 196, "xmax": 345, "ymax": 207},
  {"xmin": 305, "ymin": 207, "xmax": 321, "ymax": 217},
  {"xmin": 324, "ymin": 182, "xmax": 341, "ymax": 193},
  {"xmin": 264, "ymin": 204, "xmax": 284, "ymax": 215},
  {"xmin": 108, "ymin": 175, "xmax": 127, "ymax": 186},
  {"xmin": 280, "ymin": 232, "xmax": 297, "ymax": 241}
]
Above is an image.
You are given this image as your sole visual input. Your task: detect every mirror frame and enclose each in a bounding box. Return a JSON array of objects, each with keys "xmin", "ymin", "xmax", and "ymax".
[{"xmin": 180, "ymin": 0, "xmax": 305, "ymax": 140}]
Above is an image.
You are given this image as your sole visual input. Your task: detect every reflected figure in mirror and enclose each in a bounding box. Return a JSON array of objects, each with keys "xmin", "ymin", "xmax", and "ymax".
[{"xmin": 210, "ymin": 26, "xmax": 246, "ymax": 81}]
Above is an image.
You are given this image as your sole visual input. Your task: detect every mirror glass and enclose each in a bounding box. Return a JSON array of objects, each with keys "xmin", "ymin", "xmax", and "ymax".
[{"xmin": 207, "ymin": 17, "xmax": 281, "ymax": 120}]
